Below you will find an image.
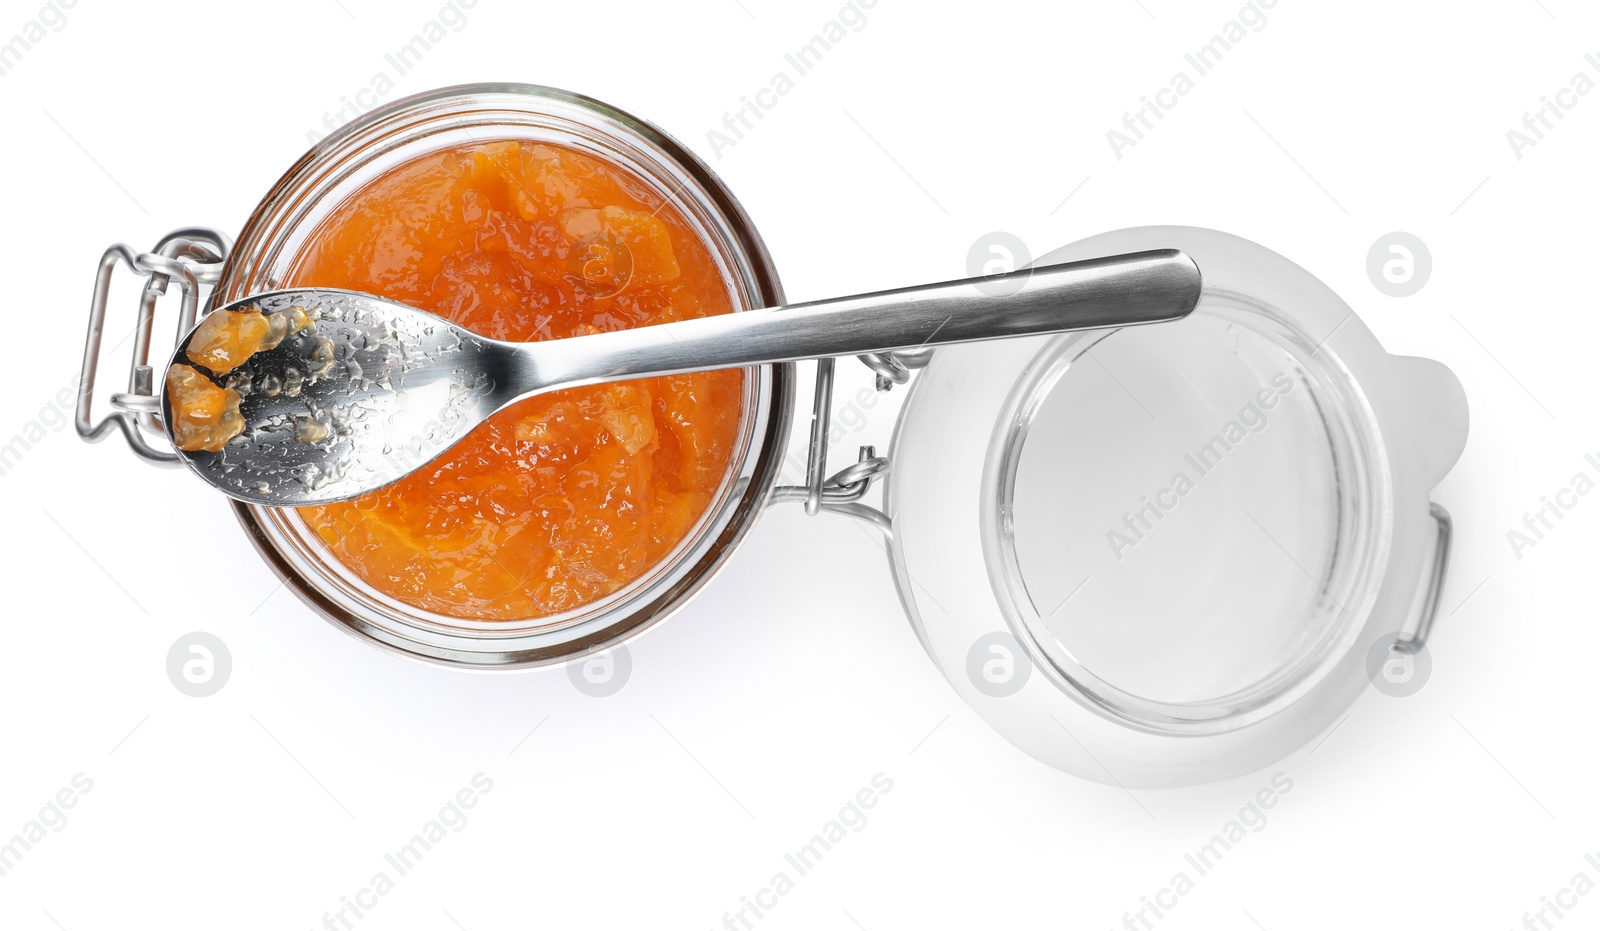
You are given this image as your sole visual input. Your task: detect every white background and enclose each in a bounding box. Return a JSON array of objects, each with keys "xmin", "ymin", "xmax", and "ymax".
[{"xmin": 1, "ymin": 1, "xmax": 1596, "ymax": 929}]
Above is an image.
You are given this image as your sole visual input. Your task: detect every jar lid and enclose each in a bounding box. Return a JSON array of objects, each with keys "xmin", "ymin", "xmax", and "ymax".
[{"xmin": 885, "ymin": 227, "xmax": 1467, "ymax": 787}]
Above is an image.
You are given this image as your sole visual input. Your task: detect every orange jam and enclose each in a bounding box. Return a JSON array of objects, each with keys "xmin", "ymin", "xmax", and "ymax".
[
  {"xmin": 166, "ymin": 363, "xmax": 244, "ymax": 452},
  {"xmin": 184, "ymin": 303, "xmax": 312, "ymax": 376},
  {"xmin": 290, "ymin": 140, "xmax": 745, "ymax": 620},
  {"xmin": 167, "ymin": 304, "xmax": 318, "ymax": 452}
]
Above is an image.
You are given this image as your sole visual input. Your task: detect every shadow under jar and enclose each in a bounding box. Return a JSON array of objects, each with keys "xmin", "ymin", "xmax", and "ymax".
[{"xmin": 214, "ymin": 85, "xmax": 793, "ymax": 668}]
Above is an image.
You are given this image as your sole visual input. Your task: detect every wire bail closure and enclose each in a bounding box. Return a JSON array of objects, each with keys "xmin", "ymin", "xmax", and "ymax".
[
  {"xmin": 763, "ymin": 347, "xmax": 926, "ymax": 535},
  {"xmin": 75, "ymin": 228, "xmax": 232, "ymax": 464}
]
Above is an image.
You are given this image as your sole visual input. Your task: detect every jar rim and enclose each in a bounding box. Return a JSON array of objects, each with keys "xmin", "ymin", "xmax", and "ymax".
[
  {"xmin": 982, "ymin": 288, "xmax": 1387, "ymax": 735},
  {"xmin": 219, "ymin": 83, "xmax": 794, "ymax": 669}
]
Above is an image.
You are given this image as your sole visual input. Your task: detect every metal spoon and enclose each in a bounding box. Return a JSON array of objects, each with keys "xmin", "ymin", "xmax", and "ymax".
[{"xmin": 163, "ymin": 249, "xmax": 1202, "ymax": 506}]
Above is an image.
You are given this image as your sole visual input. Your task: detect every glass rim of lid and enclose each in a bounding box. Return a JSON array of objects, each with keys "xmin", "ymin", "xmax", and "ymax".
[
  {"xmin": 884, "ymin": 226, "xmax": 1467, "ymax": 786},
  {"xmin": 218, "ymin": 84, "xmax": 794, "ymax": 669}
]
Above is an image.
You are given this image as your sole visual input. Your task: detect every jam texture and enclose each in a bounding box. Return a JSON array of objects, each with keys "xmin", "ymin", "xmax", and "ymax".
[
  {"xmin": 291, "ymin": 141, "xmax": 745, "ymax": 620},
  {"xmin": 166, "ymin": 363, "xmax": 244, "ymax": 453}
]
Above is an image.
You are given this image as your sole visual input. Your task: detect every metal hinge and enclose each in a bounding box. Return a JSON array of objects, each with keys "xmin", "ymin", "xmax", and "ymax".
[
  {"xmin": 765, "ymin": 349, "xmax": 931, "ymax": 535},
  {"xmin": 75, "ymin": 228, "xmax": 232, "ymax": 464}
]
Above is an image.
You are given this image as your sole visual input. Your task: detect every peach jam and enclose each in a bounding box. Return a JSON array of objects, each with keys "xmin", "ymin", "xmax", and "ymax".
[{"xmin": 289, "ymin": 140, "xmax": 745, "ymax": 620}]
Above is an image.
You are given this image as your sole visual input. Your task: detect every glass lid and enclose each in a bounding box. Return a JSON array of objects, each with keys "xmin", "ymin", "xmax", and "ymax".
[{"xmin": 886, "ymin": 226, "xmax": 1468, "ymax": 786}]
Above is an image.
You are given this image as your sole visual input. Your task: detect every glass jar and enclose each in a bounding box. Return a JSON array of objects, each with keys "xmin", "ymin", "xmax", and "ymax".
[{"xmin": 211, "ymin": 84, "xmax": 795, "ymax": 667}]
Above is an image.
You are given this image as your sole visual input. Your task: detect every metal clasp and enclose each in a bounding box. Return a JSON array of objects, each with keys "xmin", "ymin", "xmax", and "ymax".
[
  {"xmin": 76, "ymin": 228, "xmax": 232, "ymax": 465},
  {"xmin": 767, "ymin": 349, "xmax": 930, "ymax": 535}
]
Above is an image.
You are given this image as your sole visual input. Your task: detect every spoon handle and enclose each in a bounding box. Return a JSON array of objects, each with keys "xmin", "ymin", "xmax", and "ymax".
[{"xmin": 522, "ymin": 250, "xmax": 1201, "ymax": 394}]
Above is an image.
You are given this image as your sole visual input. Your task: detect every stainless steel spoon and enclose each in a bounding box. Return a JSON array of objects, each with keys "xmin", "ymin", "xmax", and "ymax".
[{"xmin": 163, "ymin": 249, "xmax": 1202, "ymax": 506}]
